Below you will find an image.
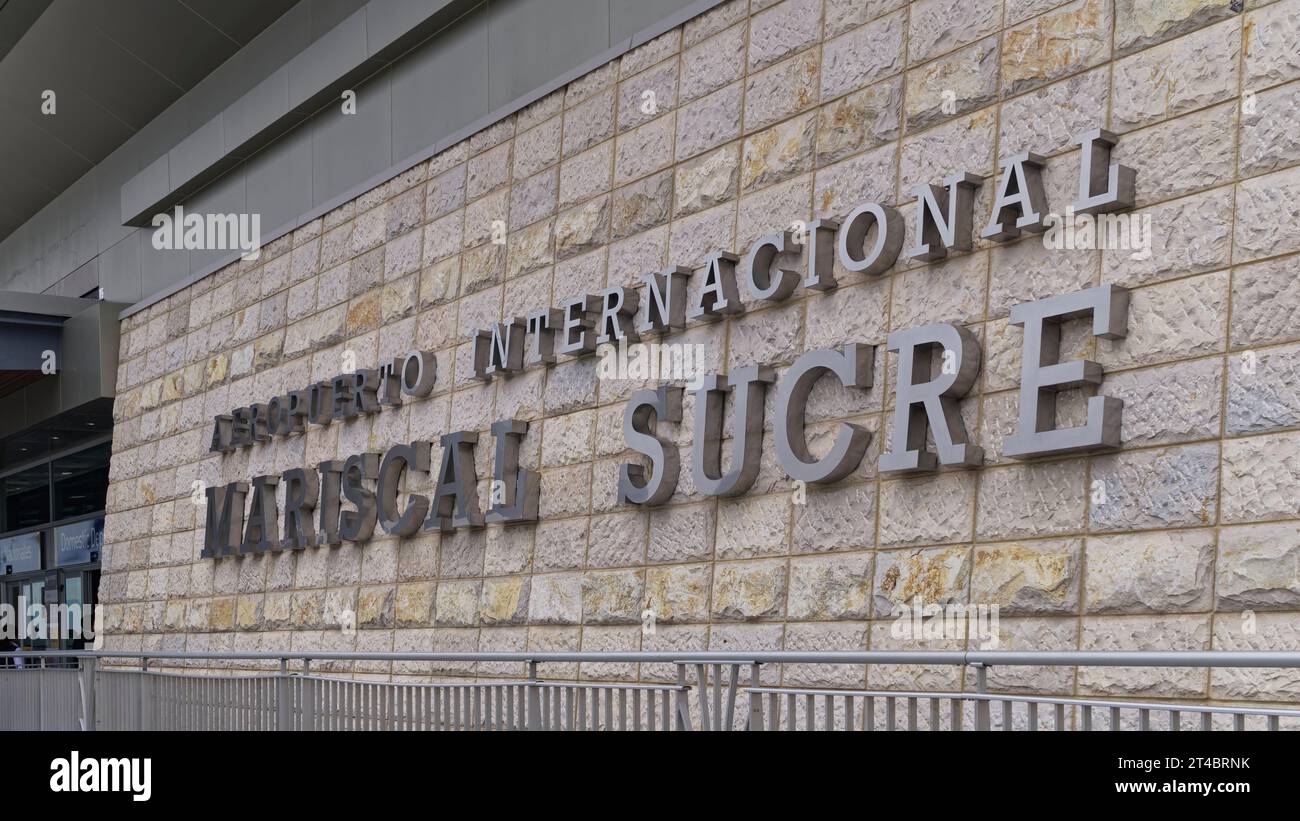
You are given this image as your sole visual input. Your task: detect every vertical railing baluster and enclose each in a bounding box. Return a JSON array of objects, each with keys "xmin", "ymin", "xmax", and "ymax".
[
  {"xmin": 747, "ymin": 665, "xmax": 763, "ymax": 731},
  {"xmin": 723, "ymin": 665, "xmax": 739, "ymax": 731},
  {"xmin": 139, "ymin": 658, "xmax": 151, "ymax": 732},
  {"xmin": 276, "ymin": 659, "xmax": 290, "ymax": 731},
  {"xmin": 694, "ymin": 664, "xmax": 710, "ymax": 731}
]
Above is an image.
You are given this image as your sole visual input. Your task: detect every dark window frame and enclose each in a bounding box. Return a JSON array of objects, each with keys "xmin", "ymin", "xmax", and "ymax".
[{"xmin": 0, "ymin": 436, "xmax": 112, "ymax": 541}]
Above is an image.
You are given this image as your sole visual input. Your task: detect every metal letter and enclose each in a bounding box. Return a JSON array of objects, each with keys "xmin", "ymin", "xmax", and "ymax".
[
  {"xmin": 1072, "ymin": 128, "xmax": 1135, "ymax": 215},
  {"xmin": 596, "ymin": 286, "xmax": 640, "ymax": 345},
  {"xmin": 1003, "ymin": 284, "xmax": 1129, "ymax": 459},
  {"xmin": 241, "ymin": 474, "xmax": 280, "ymax": 554},
  {"xmin": 774, "ymin": 344, "xmax": 874, "ymax": 484},
  {"xmin": 980, "ymin": 153, "xmax": 1048, "ymax": 241},
  {"xmin": 400, "ymin": 350, "xmax": 438, "ymax": 397},
  {"xmin": 427, "ymin": 431, "xmax": 484, "ymax": 530},
  {"xmin": 317, "ymin": 460, "xmax": 344, "ymax": 546},
  {"xmin": 377, "ymin": 358, "xmax": 404, "ymax": 407},
  {"xmin": 339, "ymin": 453, "xmax": 379, "ymax": 543},
  {"xmin": 287, "ymin": 390, "xmax": 310, "ymax": 433},
  {"xmin": 486, "ymin": 318, "xmax": 526, "ymax": 376},
  {"xmin": 471, "ymin": 328, "xmax": 492, "ymax": 380},
  {"xmin": 837, "ymin": 202, "xmax": 904, "ymax": 275},
  {"xmin": 691, "ymin": 365, "xmax": 774, "ymax": 496},
  {"xmin": 230, "ymin": 407, "xmax": 252, "ymax": 447},
  {"xmin": 266, "ymin": 395, "xmax": 290, "ymax": 435},
  {"xmin": 330, "ymin": 374, "xmax": 356, "ymax": 420},
  {"xmin": 639, "ymin": 266, "xmax": 691, "ymax": 335},
  {"xmin": 209, "ymin": 415, "xmax": 233, "ymax": 454},
  {"xmin": 803, "ymin": 218, "xmax": 840, "ymax": 291},
  {"xmin": 617, "ymin": 386, "xmax": 683, "ymax": 505},
  {"xmin": 526, "ymin": 308, "xmax": 561, "ymax": 365},
  {"xmin": 486, "ymin": 420, "xmax": 540, "ymax": 523},
  {"xmin": 906, "ymin": 172, "xmax": 981, "ymax": 261},
  {"xmin": 281, "ymin": 467, "xmax": 319, "ymax": 550},
  {"xmin": 687, "ymin": 251, "xmax": 743, "ymax": 322},
  {"xmin": 353, "ymin": 369, "xmax": 380, "ymax": 414},
  {"xmin": 377, "ymin": 442, "xmax": 431, "ymax": 537},
  {"xmin": 879, "ymin": 322, "xmax": 983, "ymax": 474},
  {"xmin": 308, "ymin": 382, "xmax": 333, "ymax": 426},
  {"xmin": 249, "ymin": 403, "xmax": 272, "ymax": 442},
  {"xmin": 743, "ymin": 231, "xmax": 802, "ymax": 302},
  {"xmin": 201, "ymin": 481, "xmax": 247, "ymax": 558},
  {"xmin": 556, "ymin": 295, "xmax": 600, "ymax": 357}
]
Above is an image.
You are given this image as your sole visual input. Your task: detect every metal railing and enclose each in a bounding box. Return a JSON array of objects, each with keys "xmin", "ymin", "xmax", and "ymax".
[{"xmin": 2, "ymin": 650, "xmax": 1299, "ymax": 731}]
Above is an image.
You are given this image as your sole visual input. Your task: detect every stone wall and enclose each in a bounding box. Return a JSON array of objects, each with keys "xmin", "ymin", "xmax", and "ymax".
[{"xmin": 100, "ymin": 0, "xmax": 1300, "ymax": 703}]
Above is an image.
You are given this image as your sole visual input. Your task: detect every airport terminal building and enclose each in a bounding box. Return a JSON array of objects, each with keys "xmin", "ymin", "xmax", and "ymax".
[{"xmin": 2, "ymin": 0, "xmax": 1300, "ymax": 707}]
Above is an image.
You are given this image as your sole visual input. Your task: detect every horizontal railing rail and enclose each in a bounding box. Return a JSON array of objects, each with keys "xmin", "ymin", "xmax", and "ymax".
[
  {"xmin": 745, "ymin": 687, "xmax": 1300, "ymax": 731},
  {"xmin": 2, "ymin": 650, "xmax": 1298, "ymax": 731},
  {"xmin": 6, "ymin": 649, "xmax": 1300, "ymax": 665}
]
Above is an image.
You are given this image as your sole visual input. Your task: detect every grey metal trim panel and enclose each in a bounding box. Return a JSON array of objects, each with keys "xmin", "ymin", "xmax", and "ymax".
[
  {"xmin": 0, "ymin": 291, "xmax": 96, "ymax": 318},
  {"xmin": 0, "ymin": 320, "xmax": 60, "ymax": 371},
  {"xmin": 60, "ymin": 301, "xmax": 127, "ymax": 406},
  {"xmin": 119, "ymin": 0, "xmax": 469, "ymax": 226},
  {"xmin": 9, "ymin": 650, "xmax": 1300, "ymax": 668},
  {"xmin": 486, "ymin": 0, "xmax": 610, "ymax": 110},
  {"xmin": 118, "ymin": 155, "xmax": 170, "ymax": 227},
  {"xmin": 223, "ymin": 68, "xmax": 299, "ymax": 157},
  {"xmin": 0, "ymin": 299, "xmax": 125, "ymax": 439},
  {"xmin": 118, "ymin": 0, "xmax": 726, "ymax": 320}
]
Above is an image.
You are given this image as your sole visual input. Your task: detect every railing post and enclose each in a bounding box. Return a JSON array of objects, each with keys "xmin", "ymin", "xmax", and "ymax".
[
  {"xmin": 277, "ymin": 658, "xmax": 291, "ymax": 731},
  {"xmin": 139, "ymin": 657, "xmax": 151, "ymax": 731},
  {"xmin": 302, "ymin": 658, "xmax": 315, "ymax": 731},
  {"xmin": 525, "ymin": 660, "xmax": 542, "ymax": 731},
  {"xmin": 38, "ymin": 663, "xmax": 46, "ymax": 731},
  {"xmin": 747, "ymin": 663, "xmax": 763, "ymax": 731},
  {"xmin": 674, "ymin": 664, "xmax": 692, "ymax": 731},
  {"xmin": 973, "ymin": 663, "xmax": 990, "ymax": 731},
  {"xmin": 79, "ymin": 656, "xmax": 97, "ymax": 732}
]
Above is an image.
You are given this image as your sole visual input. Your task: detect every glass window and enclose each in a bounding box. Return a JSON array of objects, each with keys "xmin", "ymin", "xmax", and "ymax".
[
  {"xmin": 52, "ymin": 442, "xmax": 110, "ymax": 521},
  {"xmin": 1, "ymin": 464, "xmax": 50, "ymax": 532}
]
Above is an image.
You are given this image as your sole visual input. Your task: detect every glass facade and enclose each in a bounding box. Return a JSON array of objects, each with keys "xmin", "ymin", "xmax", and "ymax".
[{"xmin": 0, "ymin": 440, "xmax": 108, "ymax": 650}]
